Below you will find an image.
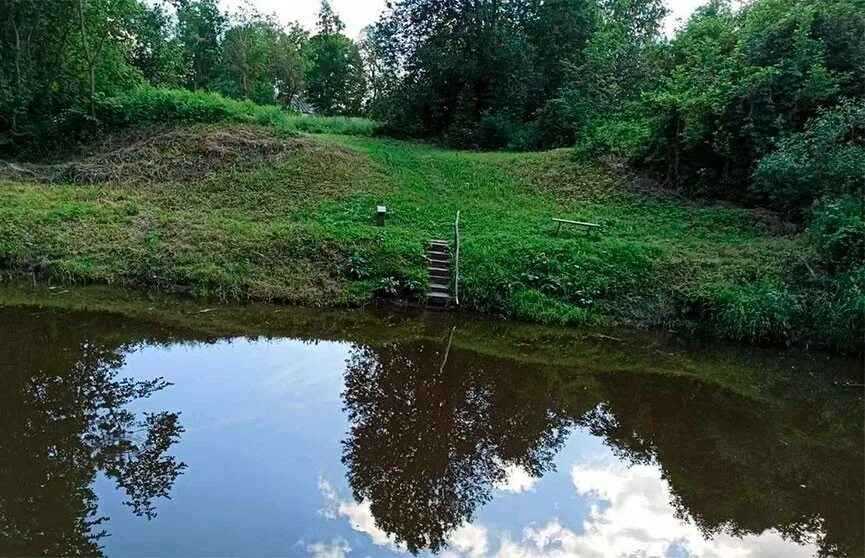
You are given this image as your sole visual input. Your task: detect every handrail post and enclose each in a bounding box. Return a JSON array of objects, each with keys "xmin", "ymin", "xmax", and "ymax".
[{"xmin": 454, "ymin": 210, "xmax": 461, "ymax": 306}]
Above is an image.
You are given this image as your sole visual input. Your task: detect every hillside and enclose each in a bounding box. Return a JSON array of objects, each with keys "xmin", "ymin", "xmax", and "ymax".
[{"xmin": 0, "ymin": 123, "xmax": 859, "ymax": 350}]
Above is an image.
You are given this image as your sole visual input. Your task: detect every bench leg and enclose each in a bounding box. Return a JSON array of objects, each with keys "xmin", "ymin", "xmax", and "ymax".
[{"xmin": 556, "ymin": 222, "xmax": 562, "ymax": 235}]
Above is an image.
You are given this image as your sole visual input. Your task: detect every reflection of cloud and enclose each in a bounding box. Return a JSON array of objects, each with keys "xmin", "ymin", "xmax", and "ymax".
[
  {"xmin": 566, "ymin": 459, "xmax": 818, "ymax": 558},
  {"xmin": 318, "ymin": 477, "xmax": 405, "ymax": 550},
  {"xmin": 319, "ymin": 458, "xmax": 816, "ymax": 558},
  {"xmin": 494, "ymin": 464, "xmax": 538, "ymax": 494},
  {"xmin": 318, "ymin": 477, "xmax": 338, "ymax": 519},
  {"xmin": 306, "ymin": 537, "xmax": 351, "ymax": 558},
  {"xmin": 338, "ymin": 499, "xmax": 403, "ymax": 549}
]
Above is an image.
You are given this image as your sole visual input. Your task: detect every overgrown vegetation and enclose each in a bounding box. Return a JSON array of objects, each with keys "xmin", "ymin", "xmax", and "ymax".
[
  {"xmin": 0, "ymin": 0, "xmax": 861, "ymax": 351},
  {"xmin": 1, "ymin": 124, "xmax": 861, "ymax": 351}
]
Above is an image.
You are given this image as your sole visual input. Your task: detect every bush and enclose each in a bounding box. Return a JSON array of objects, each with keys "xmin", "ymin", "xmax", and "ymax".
[
  {"xmin": 6, "ymin": 86, "xmax": 380, "ymax": 157},
  {"xmin": 751, "ymin": 100, "xmax": 865, "ymax": 215},
  {"xmin": 94, "ymin": 86, "xmax": 283, "ymax": 127},
  {"xmin": 808, "ymin": 196, "xmax": 865, "ymax": 271},
  {"xmin": 808, "ymin": 266, "xmax": 865, "ymax": 350}
]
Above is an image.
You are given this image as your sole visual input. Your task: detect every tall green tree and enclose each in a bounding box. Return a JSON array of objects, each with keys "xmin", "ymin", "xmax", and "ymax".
[
  {"xmin": 0, "ymin": 0, "xmax": 77, "ymax": 135},
  {"xmin": 271, "ymin": 24, "xmax": 308, "ymax": 109},
  {"xmin": 176, "ymin": 0, "xmax": 227, "ymax": 90},
  {"xmin": 216, "ymin": 11, "xmax": 276, "ymax": 103},
  {"xmin": 128, "ymin": 2, "xmax": 183, "ymax": 87},
  {"xmin": 304, "ymin": 1, "xmax": 366, "ymax": 116},
  {"xmin": 371, "ymin": 0, "xmax": 603, "ymax": 148}
]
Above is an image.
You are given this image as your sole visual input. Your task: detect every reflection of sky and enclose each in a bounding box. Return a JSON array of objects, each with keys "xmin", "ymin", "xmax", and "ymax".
[{"xmin": 95, "ymin": 338, "xmax": 817, "ymax": 558}]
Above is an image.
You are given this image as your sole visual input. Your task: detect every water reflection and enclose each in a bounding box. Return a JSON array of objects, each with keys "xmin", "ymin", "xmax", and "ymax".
[
  {"xmin": 340, "ymin": 333, "xmax": 863, "ymax": 557},
  {"xmin": 0, "ymin": 308, "xmax": 186, "ymax": 556},
  {"xmin": 341, "ymin": 337, "xmax": 575, "ymax": 553},
  {"xmin": 0, "ymin": 298, "xmax": 861, "ymax": 557}
]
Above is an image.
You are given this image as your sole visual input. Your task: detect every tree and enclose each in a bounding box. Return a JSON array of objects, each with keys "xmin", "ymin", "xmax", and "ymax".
[
  {"xmin": 216, "ymin": 11, "xmax": 276, "ymax": 103},
  {"xmin": 0, "ymin": 0, "xmax": 77, "ymax": 135},
  {"xmin": 73, "ymin": 0, "xmax": 145, "ymax": 117},
  {"xmin": 304, "ymin": 1, "xmax": 366, "ymax": 115},
  {"xmin": 177, "ymin": 0, "xmax": 227, "ymax": 90},
  {"xmin": 270, "ymin": 24, "xmax": 308, "ymax": 109},
  {"xmin": 128, "ymin": 2, "xmax": 183, "ymax": 87}
]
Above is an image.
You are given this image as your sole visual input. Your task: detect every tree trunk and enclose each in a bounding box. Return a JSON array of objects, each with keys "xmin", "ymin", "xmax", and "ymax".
[{"xmin": 12, "ymin": 17, "xmax": 21, "ymax": 130}]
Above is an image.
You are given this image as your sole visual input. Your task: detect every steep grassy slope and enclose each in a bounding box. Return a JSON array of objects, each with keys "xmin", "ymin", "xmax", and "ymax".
[{"xmin": 0, "ymin": 123, "xmax": 858, "ymax": 349}]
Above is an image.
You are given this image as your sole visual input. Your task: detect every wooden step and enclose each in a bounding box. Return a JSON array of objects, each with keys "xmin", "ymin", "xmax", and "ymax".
[
  {"xmin": 427, "ymin": 291, "xmax": 452, "ymax": 305},
  {"xmin": 429, "ymin": 282, "xmax": 450, "ymax": 293},
  {"xmin": 429, "ymin": 268, "xmax": 450, "ymax": 279}
]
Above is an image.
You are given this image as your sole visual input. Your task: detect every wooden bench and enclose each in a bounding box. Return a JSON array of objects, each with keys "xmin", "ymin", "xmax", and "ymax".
[{"xmin": 552, "ymin": 218, "xmax": 600, "ymax": 235}]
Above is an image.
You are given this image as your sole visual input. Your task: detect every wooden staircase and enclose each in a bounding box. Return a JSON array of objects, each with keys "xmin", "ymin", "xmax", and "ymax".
[{"xmin": 426, "ymin": 239, "xmax": 453, "ymax": 306}]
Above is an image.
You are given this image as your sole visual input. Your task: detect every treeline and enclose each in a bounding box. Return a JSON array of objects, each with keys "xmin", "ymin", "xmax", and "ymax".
[
  {"xmin": 368, "ymin": 0, "xmax": 863, "ymax": 213},
  {"xmin": 0, "ymin": 0, "xmax": 366, "ymax": 147},
  {"xmin": 1, "ymin": 0, "xmax": 862, "ymax": 217}
]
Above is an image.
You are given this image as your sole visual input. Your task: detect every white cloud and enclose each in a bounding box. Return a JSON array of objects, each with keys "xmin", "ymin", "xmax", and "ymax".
[
  {"xmin": 565, "ymin": 458, "xmax": 819, "ymax": 558},
  {"xmin": 448, "ymin": 523, "xmax": 490, "ymax": 558},
  {"xmin": 318, "ymin": 477, "xmax": 339, "ymax": 520},
  {"xmin": 494, "ymin": 464, "xmax": 539, "ymax": 494},
  {"xmin": 337, "ymin": 498, "xmax": 403, "ymax": 549},
  {"xmin": 306, "ymin": 538, "xmax": 352, "ymax": 558},
  {"xmin": 318, "ymin": 456, "xmax": 816, "ymax": 558}
]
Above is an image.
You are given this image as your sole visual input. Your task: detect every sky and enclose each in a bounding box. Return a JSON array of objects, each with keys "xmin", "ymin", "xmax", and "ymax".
[{"xmin": 220, "ymin": 0, "xmax": 714, "ymax": 39}]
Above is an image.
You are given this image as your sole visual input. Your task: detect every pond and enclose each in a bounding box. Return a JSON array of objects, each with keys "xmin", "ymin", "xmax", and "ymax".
[{"xmin": 0, "ymin": 288, "xmax": 862, "ymax": 557}]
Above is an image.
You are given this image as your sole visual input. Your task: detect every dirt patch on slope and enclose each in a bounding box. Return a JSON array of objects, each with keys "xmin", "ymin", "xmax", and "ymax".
[{"xmin": 0, "ymin": 124, "xmax": 310, "ymax": 186}]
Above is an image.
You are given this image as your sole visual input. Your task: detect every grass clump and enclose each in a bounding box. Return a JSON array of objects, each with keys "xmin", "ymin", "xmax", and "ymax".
[
  {"xmin": 507, "ymin": 289, "xmax": 601, "ymax": 326},
  {"xmin": 694, "ymin": 280, "xmax": 803, "ymax": 343}
]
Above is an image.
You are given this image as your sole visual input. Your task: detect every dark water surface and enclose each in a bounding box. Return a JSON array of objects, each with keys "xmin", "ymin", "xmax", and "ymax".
[{"xmin": 0, "ymin": 293, "xmax": 862, "ymax": 558}]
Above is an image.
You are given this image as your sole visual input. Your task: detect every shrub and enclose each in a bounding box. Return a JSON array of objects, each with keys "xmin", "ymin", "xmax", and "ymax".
[
  {"xmin": 808, "ymin": 196, "xmax": 865, "ymax": 272},
  {"xmin": 808, "ymin": 266, "xmax": 865, "ymax": 351},
  {"xmin": 94, "ymin": 86, "xmax": 283, "ymax": 128},
  {"xmin": 751, "ymin": 100, "xmax": 865, "ymax": 215}
]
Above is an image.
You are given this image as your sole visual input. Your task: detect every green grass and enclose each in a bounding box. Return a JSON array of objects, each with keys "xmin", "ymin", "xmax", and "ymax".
[{"xmin": 0, "ymin": 123, "xmax": 860, "ymax": 350}]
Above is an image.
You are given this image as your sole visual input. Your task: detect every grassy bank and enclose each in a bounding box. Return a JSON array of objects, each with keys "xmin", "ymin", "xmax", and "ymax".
[{"xmin": 0, "ymin": 122, "xmax": 861, "ymax": 350}]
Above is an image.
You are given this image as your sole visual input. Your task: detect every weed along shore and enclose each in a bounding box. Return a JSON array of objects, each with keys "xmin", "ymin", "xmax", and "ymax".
[{"xmin": 0, "ymin": 122, "xmax": 859, "ymax": 352}]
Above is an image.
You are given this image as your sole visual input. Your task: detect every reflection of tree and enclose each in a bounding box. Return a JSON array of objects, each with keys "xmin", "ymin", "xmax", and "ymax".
[
  {"xmin": 341, "ymin": 340, "xmax": 584, "ymax": 553},
  {"xmin": 578, "ymin": 372, "xmax": 864, "ymax": 558},
  {"xmin": 0, "ymin": 309, "xmax": 186, "ymax": 557},
  {"xmin": 341, "ymin": 332, "xmax": 862, "ymax": 557}
]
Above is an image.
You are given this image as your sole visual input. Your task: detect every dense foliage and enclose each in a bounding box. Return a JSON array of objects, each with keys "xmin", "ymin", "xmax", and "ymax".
[
  {"xmin": 0, "ymin": 0, "xmax": 367, "ymax": 153},
  {"xmin": 0, "ymin": 0, "xmax": 862, "ymax": 349},
  {"xmin": 369, "ymin": 0, "xmax": 863, "ymax": 205},
  {"xmin": 2, "ymin": 0, "xmax": 860, "ymax": 211}
]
